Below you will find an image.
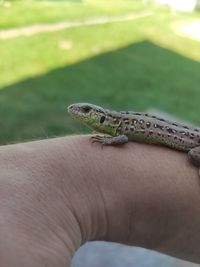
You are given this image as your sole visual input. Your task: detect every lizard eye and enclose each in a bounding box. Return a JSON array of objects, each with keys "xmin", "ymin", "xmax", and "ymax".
[
  {"xmin": 100, "ymin": 116, "xmax": 105, "ymax": 124},
  {"xmin": 81, "ymin": 106, "xmax": 92, "ymax": 113}
]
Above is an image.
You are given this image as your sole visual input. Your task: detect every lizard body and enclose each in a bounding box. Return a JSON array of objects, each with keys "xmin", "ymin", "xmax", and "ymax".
[{"xmin": 68, "ymin": 103, "xmax": 200, "ymax": 171}]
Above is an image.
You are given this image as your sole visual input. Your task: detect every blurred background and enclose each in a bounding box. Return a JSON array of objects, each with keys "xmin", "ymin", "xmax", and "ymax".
[{"xmin": 0, "ymin": 0, "xmax": 200, "ymax": 266}]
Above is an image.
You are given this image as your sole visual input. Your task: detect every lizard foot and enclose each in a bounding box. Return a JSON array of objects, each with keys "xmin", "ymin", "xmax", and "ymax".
[
  {"xmin": 91, "ymin": 134, "xmax": 128, "ymax": 145},
  {"xmin": 188, "ymin": 146, "xmax": 200, "ymax": 177}
]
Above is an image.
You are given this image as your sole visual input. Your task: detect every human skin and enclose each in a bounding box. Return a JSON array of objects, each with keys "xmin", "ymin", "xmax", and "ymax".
[{"xmin": 0, "ymin": 135, "xmax": 200, "ymax": 267}]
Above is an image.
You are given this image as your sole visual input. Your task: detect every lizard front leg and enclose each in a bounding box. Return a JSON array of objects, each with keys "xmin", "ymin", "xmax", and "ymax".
[
  {"xmin": 91, "ymin": 134, "xmax": 128, "ymax": 145},
  {"xmin": 188, "ymin": 146, "xmax": 200, "ymax": 176}
]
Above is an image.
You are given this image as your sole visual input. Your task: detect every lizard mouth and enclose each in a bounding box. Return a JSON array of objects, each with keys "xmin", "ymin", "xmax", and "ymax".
[
  {"xmin": 67, "ymin": 103, "xmax": 92, "ymax": 118},
  {"xmin": 68, "ymin": 104, "xmax": 81, "ymax": 118}
]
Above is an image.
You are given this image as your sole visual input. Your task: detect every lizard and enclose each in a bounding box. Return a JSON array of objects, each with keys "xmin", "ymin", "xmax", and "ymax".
[{"xmin": 67, "ymin": 103, "xmax": 200, "ymax": 174}]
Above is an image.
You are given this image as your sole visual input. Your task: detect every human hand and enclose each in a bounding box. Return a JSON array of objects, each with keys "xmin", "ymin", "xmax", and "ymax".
[{"xmin": 0, "ymin": 135, "xmax": 200, "ymax": 266}]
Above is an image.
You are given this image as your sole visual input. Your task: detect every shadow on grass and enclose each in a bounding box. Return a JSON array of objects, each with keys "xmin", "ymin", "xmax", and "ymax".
[{"xmin": 0, "ymin": 40, "xmax": 200, "ymax": 144}]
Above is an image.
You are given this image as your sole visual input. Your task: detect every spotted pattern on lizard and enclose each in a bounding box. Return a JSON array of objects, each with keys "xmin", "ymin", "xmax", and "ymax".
[{"xmin": 68, "ymin": 103, "xmax": 200, "ymax": 175}]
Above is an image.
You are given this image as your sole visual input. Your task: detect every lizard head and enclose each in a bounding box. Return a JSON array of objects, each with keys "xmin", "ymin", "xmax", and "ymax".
[{"xmin": 67, "ymin": 103, "xmax": 119, "ymax": 136}]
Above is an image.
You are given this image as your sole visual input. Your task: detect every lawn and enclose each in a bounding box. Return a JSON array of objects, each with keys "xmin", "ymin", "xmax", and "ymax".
[
  {"xmin": 0, "ymin": 0, "xmax": 148, "ymax": 29},
  {"xmin": 0, "ymin": 0, "xmax": 200, "ymax": 144}
]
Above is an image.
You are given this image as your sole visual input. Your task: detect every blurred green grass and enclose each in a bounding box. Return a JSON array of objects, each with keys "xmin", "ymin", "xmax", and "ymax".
[
  {"xmin": 0, "ymin": 0, "xmax": 148, "ymax": 29},
  {"xmin": 0, "ymin": 0, "xmax": 200, "ymax": 144}
]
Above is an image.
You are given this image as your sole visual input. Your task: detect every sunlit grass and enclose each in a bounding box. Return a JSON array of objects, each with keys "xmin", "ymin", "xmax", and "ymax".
[
  {"xmin": 0, "ymin": 0, "xmax": 148, "ymax": 29},
  {"xmin": 1, "ymin": 9, "xmax": 199, "ymax": 88},
  {"xmin": 0, "ymin": 14, "xmax": 153, "ymax": 88}
]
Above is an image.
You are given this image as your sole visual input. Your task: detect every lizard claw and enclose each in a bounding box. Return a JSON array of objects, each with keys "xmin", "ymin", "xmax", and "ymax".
[
  {"xmin": 91, "ymin": 135, "xmax": 105, "ymax": 144},
  {"xmin": 91, "ymin": 134, "xmax": 129, "ymax": 146},
  {"xmin": 91, "ymin": 135, "xmax": 102, "ymax": 140}
]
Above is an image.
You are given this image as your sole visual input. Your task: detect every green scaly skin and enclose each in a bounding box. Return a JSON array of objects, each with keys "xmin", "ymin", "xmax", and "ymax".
[{"xmin": 68, "ymin": 103, "xmax": 200, "ymax": 173}]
